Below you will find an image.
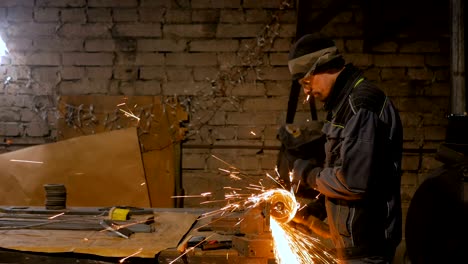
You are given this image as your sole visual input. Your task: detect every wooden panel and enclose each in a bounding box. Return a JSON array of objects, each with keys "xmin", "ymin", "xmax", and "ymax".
[
  {"xmin": 0, "ymin": 128, "xmax": 150, "ymax": 207},
  {"xmin": 142, "ymin": 149, "xmax": 176, "ymax": 208},
  {"xmin": 51, "ymin": 95, "xmax": 187, "ymax": 208}
]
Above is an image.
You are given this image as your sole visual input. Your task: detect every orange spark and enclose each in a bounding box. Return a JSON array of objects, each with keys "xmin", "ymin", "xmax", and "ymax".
[
  {"xmin": 211, "ymin": 154, "xmax": 238, "ymax": 170},
  {"xmin": 9, "ymin": 159, "xmax": 43, "ymax": 164},
  {"xmin": 119, "ymin": 108, "xmax": 140, "ymax": 122},
  {"xmin": 224, "ymin": 186, "xmax": 242, "ymax": 191},
  {"xmin": 119, "ymin": 248, "xmax": 143, "ymax": 263},
  {"xmin": 271, "ymin": 219, "xmax": 302, "ymax": 263},
  {"xmin": 48, "ymin": 212, "xmax": 65, "ymax": 219},
  {"xmin": 168, "ymin": 234, "xmax": 214, "ymax": 264},
  {"xmin": 271, "ymin": 219, "xmax": 337, "ymax": 264},
  {"xmin": 171, "ymin": 193, "xmax": 212, "ymax": 198}
]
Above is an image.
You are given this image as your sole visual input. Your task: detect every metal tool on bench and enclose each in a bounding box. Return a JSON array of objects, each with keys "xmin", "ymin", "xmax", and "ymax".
[{"xmin": 0, "ymin": 206, "xmax": 155, "ymax": 236}]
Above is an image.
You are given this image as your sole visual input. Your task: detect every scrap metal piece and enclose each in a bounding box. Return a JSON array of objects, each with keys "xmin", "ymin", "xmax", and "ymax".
[
  {"xmin": 231, "ymin": 202, "xmax": 275, "ymax": 258},
  {"xmin": 99, "ymin": 220, "xmax": 133, "ymax": 239},
  {"xmin": 201, "ymin": 240, "xmax": 232, "ymax": 251},
  {"xmin": 232, "ymin": 234, "xmax": 274, "ymax": 258}
]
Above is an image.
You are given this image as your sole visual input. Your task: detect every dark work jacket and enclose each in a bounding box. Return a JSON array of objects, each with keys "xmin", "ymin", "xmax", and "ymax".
[{"xmin": 314, "ymin": 65, "xmax": 403, "ymax": 260}]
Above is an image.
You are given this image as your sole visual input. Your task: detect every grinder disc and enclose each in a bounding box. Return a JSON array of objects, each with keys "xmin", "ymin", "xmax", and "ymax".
[{"xmin": 267, "ymin": 189, "xmax": 298, "ymax": 224}]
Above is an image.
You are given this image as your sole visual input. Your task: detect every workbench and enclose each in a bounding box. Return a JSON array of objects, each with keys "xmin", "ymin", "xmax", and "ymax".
[{"xmin": 0, "ymin": 206, "xmax": 278, "ymax": 264}]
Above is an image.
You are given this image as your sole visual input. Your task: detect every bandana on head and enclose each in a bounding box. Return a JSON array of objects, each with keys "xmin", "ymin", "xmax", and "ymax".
[{"xmin": 288, "ymin": 46, "xmax": 341, "ymax": 78}]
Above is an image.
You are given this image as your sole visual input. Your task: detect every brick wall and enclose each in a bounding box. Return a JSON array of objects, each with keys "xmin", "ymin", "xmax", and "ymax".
[{"xmin": 0, "ymin": 0, "xmax": 451, "ymax": 225}]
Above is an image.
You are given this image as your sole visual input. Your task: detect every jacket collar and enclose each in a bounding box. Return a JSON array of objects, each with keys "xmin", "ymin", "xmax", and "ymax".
[{"xmin": 324, "ymin": 64, "xmax": 362, "ymax": 113}]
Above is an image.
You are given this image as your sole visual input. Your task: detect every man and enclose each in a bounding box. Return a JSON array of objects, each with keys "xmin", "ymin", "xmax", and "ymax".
[{"xmin": 288, "ymin": 34, "xmax": 403, "ymax": 263}]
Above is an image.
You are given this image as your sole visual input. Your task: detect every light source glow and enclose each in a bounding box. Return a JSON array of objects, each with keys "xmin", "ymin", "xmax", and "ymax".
[{"xmin": 0, "ymin": 36, "xmax": 8, "ymax": 56}]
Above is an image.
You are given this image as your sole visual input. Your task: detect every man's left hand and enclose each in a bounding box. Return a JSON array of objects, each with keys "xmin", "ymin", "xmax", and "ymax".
[{"xmin": 292, "ymin": 159, "xmax": 321, "ymax": 189}]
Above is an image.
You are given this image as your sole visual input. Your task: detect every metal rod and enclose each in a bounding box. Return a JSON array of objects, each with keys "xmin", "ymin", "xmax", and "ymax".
[{"xmin": 450, "ymin": 0, "xmax": 466, "ymax": 114}]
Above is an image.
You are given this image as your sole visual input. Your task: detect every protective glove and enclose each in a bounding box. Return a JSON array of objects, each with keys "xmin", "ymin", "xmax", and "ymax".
[
  {"xmin": 291, "ymin": 159, "xmax": 322, "ymax": 189},
  {"xmin": 290, "ymin": 213, "xmax": 331, "ymax": 239}
]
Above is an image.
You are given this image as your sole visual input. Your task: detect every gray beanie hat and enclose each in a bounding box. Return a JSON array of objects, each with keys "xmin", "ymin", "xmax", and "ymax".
[{"xmin": 288, "ymin": 34, "xmax": 343, "ymax": 80}]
